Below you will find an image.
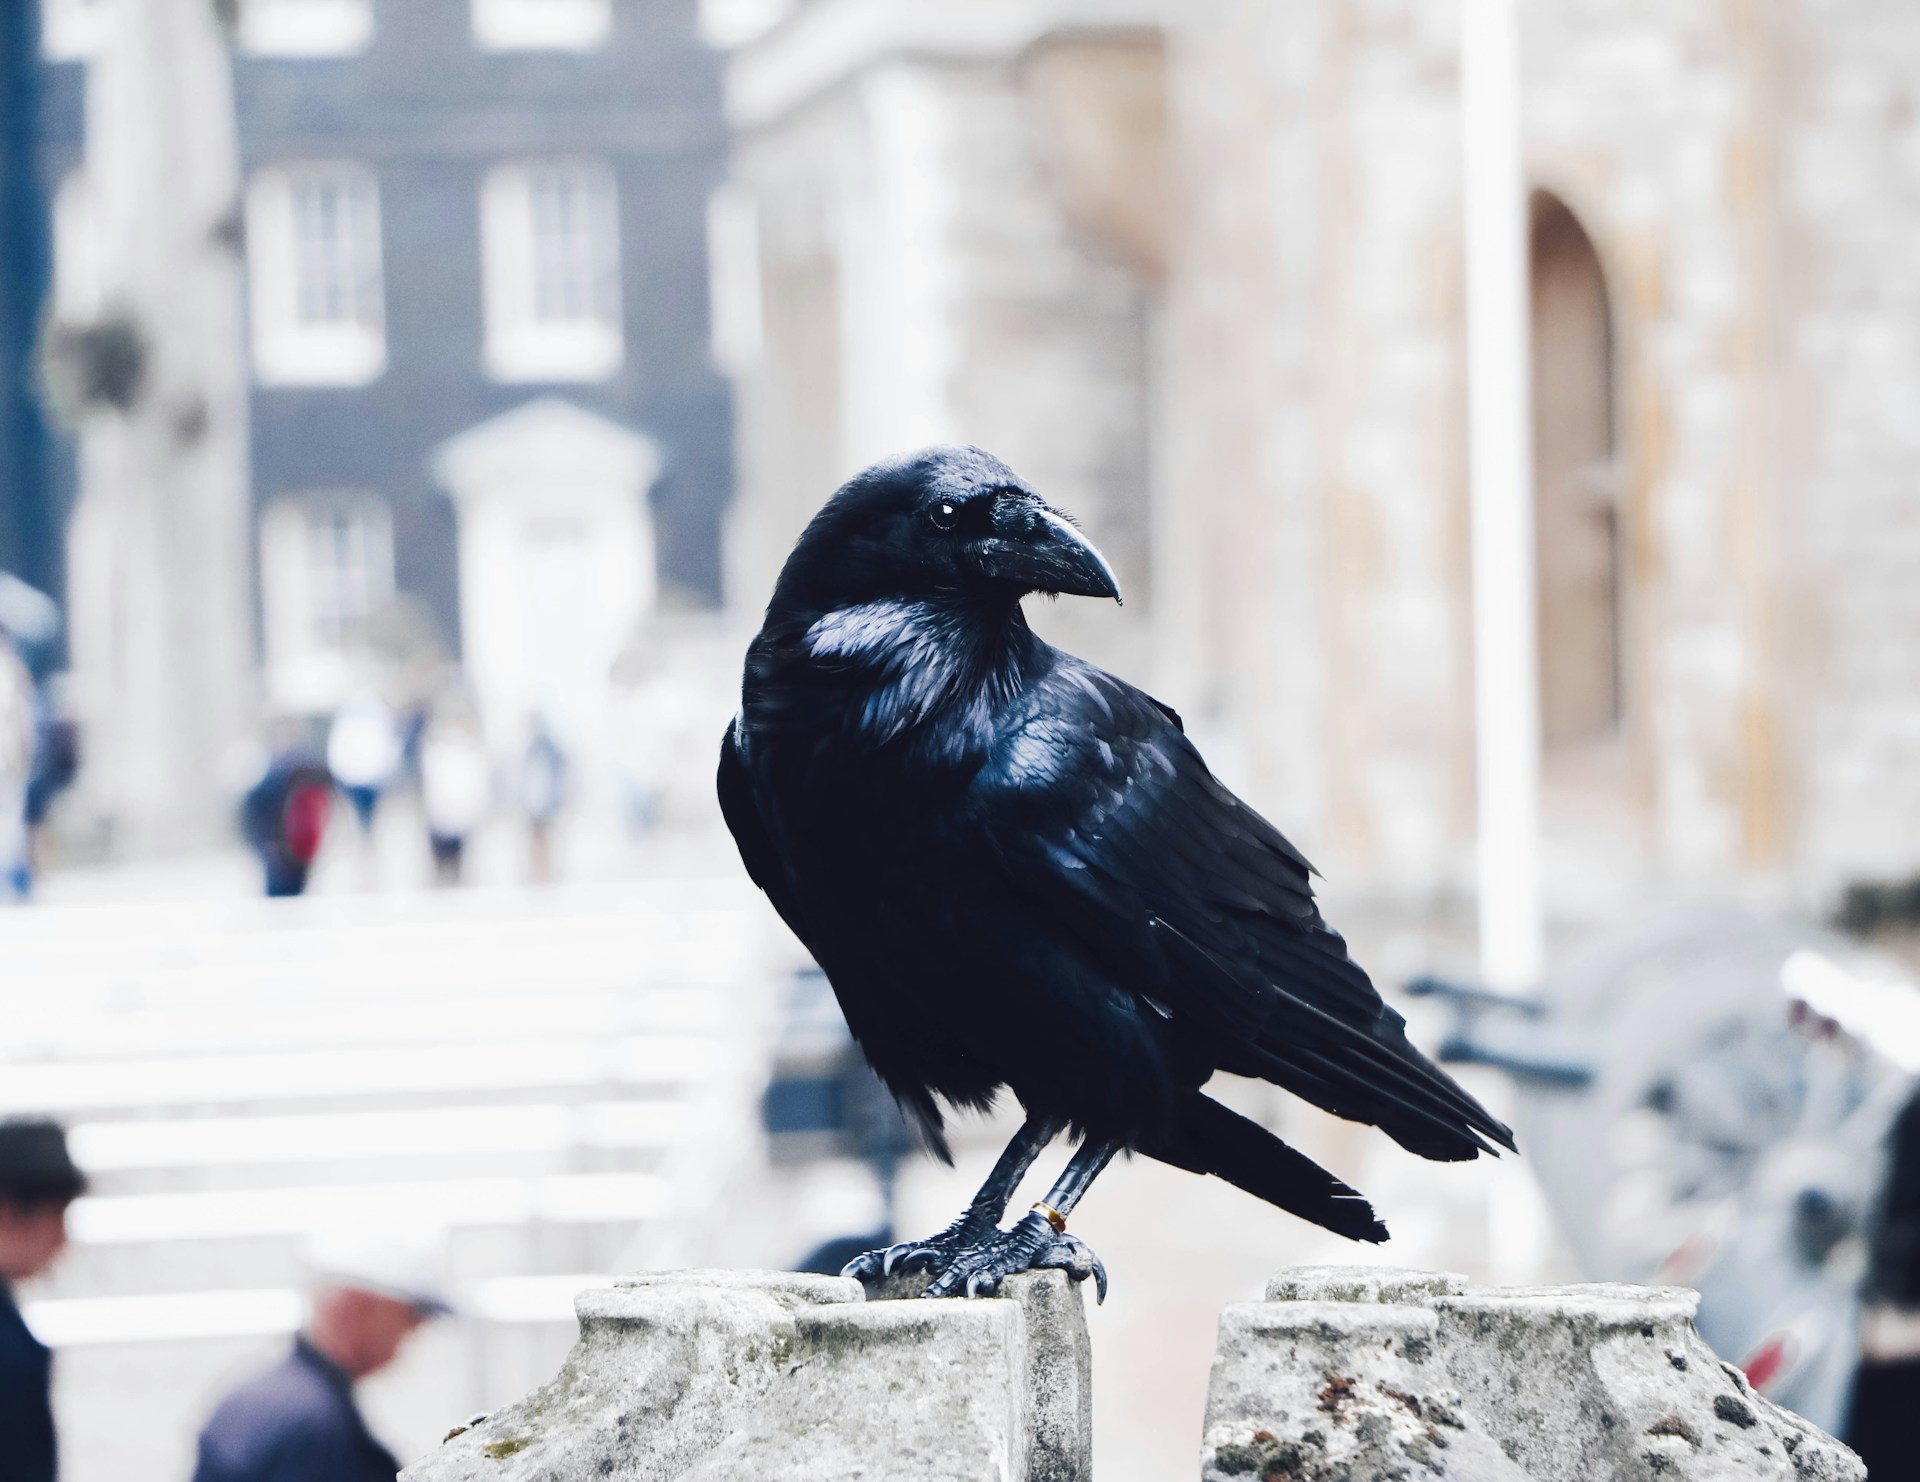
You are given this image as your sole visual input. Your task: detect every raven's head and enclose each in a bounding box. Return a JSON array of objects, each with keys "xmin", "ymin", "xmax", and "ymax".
[{"xmin": 770, "ymin": 446, "xmax": 1121, "ymax": 615}]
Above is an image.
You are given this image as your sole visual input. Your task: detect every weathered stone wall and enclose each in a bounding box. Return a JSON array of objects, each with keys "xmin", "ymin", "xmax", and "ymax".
[
  {"xmin": 727, "ymin": 0, "xmax": 1920, "ymax": 909},
  {"xmin": 1159, "ymin": 0, "xmax": 1473, "ymax": 901},
  {"xmin": 1772, "ymin": 1, "xmax": 1920, "ymax": 891},
  {"xmin": 1521, "ymin": 3, "xmax": 1779, "ymax": 884},
  {"xmin": 1159, "ymin": 0, "xmax": 1920, "ymax": 909},
  {"xmin": 726, "ymin": 13, "xmax": 1161, "ymax": 675},
  {"xmin": 404, "ymin": 1268, "xmax": 1092, "ymax": 1482},
  {"xmin": 402, "ymin": 1266, "xmax": 1863, "ymax": 1480},
  {"xmin": 1206, "ymin": 1267, "xmax": 1863, "ymax": 1481}
]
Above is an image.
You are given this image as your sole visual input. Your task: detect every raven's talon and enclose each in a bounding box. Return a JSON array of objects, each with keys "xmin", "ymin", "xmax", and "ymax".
[
  {"xmin": 841, "ymin": 1221, "xmax": 992, "ymax": 1286},
  {"xmin": 887, "ymin": 1244, "xmax": 947, "ymax": 1277},
  {"xmin": 839, "ymin": 1248, "xmax": 885, "ymax": 1283},
  {"xmin": 920, "ymin": 1213, "xmax": 1105, "ymax": 1301},
  {"xmin": 1033, "ymin": 1231, "xmax": 1109, "ymax": 1305}
]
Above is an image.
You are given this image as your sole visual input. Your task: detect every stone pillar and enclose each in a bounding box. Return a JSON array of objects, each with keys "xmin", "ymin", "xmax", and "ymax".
[
  {"xmin": 1203, "ymin": 1267, "xmax": 1528, "ymax": 1482},
  {"xmin": 64, "ymin": 0, "xmax": 255, "ymax": 853},
  {"xmin": 405, "ymin": 1264, "xmax": 1861, "ymax": 1481},
  {"xmin": 404, "ymin": 1269, "xmax": 1091, "ymax": 1482},
  {"xmin": 1204, "ymin": 1266, "xmax": 1865, "ymax": 1482}
]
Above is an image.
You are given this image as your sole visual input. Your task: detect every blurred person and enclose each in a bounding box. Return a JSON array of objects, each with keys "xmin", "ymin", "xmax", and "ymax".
[
  {"xmin": 516, "ymin": 715, "xmax": 568, "ymax": 884},
  {"xmin": 609, "ymin": 647, "xmax": 664, "ymax": 836},
  {"xmin": 240, "ymin": 741, "xmax": 334, "ymax": 898},
  {"xmin": 191, "ymin": 1229, "xmax": 451, "ymax": 1482},
  {"xmin": 609, "ymin": 641, "xmax": 698, "ymax": 837},
  {"xmin": 0, "ymin": 1119, "xmax": 87, "ymax": 1482},
  {"xmin": 418, "ymin": 695, "xmax": 490, "ymax": 887},
  {"xmin": 1846, "ymin": 1084, "xmax": 1920, "ymax": 1476},
  {"xmin": 21, "ymin": 677, "xmax": 79, "ymax": 894},
  {"xmin": 326, "ymin": 691, "xmax": 404, "ymax": 835},
  {"xmin": 0, "ymin": 627, "xmax": 32, "ymax": 901}
]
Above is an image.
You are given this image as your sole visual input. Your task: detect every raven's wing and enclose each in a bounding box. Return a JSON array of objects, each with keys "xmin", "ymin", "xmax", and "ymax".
[
  {"xmin": 717, "ymin": 720, "xmax": 810, "ymax": 938},
  {"xmin": 719, "ymin": 719, "xmax": 960, "ymax": 1157},
  {"xmin": 968, "ymin": 663, "xmax": 1514, "ymax": 1162}
]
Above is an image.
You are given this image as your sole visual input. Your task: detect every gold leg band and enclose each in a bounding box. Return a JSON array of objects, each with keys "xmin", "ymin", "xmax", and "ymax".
[{"xmin": 1031, "ymin": 1201, "xmax": 1067, "ymax": 1235}]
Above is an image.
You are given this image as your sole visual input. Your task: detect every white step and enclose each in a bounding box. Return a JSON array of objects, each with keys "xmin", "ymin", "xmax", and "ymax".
[
  {"xmin": 0, "ymin": 987, "xmax": 734, "ymax": 1062},
  {"xmin": 0, "ymin": 1034, "xmax": 722, "ymax": 1115},
  {"xmin": 65, "ymin": 1100, "xmax": 688, "ymax": 1172},
  {"xmin": 68, "ymin": 1170, "xmax": 671, "ymax": 1244},
  {"xmin": 22, "ymin": 1272, "xmax": 611, "ymax": 1346}
]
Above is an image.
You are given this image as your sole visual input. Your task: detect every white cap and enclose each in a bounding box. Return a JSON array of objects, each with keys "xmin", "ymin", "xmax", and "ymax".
[{"xmin": 305, "ymin": 1223, "xmax": 456, "ymax": 1316}]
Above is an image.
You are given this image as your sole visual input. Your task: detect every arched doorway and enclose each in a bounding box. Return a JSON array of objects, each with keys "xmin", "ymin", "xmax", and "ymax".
[
  {"xmin": 1530, "ymin": 191, "xmax": 1639, "ymax": 877},
  {"xmin": 1531, "ymin": 192, "xmax": 1623, "ymax": 756}
]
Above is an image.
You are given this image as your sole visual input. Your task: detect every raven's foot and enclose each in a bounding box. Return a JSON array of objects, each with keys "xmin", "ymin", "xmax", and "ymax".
[
  {"xmin": 922, "ymin": 1212, "xmax": 1108, "ymax": 1304},
  {"xmin": 839, "ymin": 1213, "xmax": 996, "ymax": 1285}
]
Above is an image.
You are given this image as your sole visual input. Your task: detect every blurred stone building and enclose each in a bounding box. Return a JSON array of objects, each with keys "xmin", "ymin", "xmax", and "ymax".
[
  {"xmin": 721, "ymin": 0, "xmax": 1920, "ymax": 925},
  {"xmin": 37, "ymin": 0, "xmax": 732, "ymax": 851}
]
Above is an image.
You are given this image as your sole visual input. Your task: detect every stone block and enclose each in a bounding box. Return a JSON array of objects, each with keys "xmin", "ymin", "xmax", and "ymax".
[
  {"xmin": 616, "ymin": 1268, "xmax": 864, "ymax": 1307},
  {"xmin": 408, "ymin": 1263, "xmax": 1862, "ymax": 1481},
  {"xmin": 1262, "ymin": 1265, "xmax": 1468, "ymax": 1305},
  {"xmin": 850, "ymin": 1265, "xmax": 1090, "ymax": 1480},
  {"xmin": 1005, "ymin": 1267, "xmax": 1094, "ymax": 1482},
  {"xmin": 1202, "ymin": 1298, "xmax": 1529, "ymax": 1482},
  {"xmin": 1434, "ymin": 1285, "xmax": 1864, "ymax": 1482},
  {"xmin": 402, "ymin": 1268, "xmax": 1090, "ymax": 1482},
  {"xmin": 1205, "ymin": 1268, "xmax": 1866, "ymax": 1482}
]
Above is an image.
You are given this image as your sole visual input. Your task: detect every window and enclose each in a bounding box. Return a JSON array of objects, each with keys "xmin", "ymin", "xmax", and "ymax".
[
  {"xmin": 472, "ymin": 0, "xmax": 611, "ymax": 52},
  {"xmin": 42, "ymin": 0, "xmax": 112, "ymax": 60},
  {"xmin": 481, "ymin": 162, "xmax": 623, "ymax": 382},
  {"xmin": 238, "ymin": 0, "xmax": 374, "ymax": 57},
  {"xmin": 261, "ymin": 496, "xmax": 394, "ymax": 706},
  {"xmin": 246, "ymin": 164, "xmax": 386, "ymax": 386}
]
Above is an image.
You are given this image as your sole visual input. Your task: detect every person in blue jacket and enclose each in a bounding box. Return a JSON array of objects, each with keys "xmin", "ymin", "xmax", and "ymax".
[
  {"xmin": 191, "ymin": 1232, "xmax": 450, "ymax": 1482},
  {"xmin": 238, "ymin": 747, "xmax": 334, "ymax": 898},
  {"xmin": 0, "ymin": 1120, "xmax": 87, "ymax": 1482}
]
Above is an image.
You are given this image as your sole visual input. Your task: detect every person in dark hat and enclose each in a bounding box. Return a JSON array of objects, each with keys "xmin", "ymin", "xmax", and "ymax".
[
  {"xmin": 191, "ymin": 1228, "xmax": 452, "ymax": 1482},
  {"xmin": 0, "ymin": 1119, "xmax": 87, "ymax": 1482}
]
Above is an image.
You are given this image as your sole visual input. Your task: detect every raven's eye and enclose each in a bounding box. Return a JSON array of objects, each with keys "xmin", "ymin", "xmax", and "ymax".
[{"xmin": 928, "ymin": 501, "xmax": 959, "ymax": 531}]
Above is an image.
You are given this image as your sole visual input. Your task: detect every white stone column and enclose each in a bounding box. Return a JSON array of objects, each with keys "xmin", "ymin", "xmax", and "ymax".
[
  {"xmin": 1460, "ymin": 0, "xmax": 1544, "ymax": 991},
  {"xmin": 66, "ymin": 0, "xmax": 256, "ymax": 853}
]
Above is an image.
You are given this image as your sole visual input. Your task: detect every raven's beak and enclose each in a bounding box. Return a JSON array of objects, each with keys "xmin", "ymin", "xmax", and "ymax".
[{"xmin": 980, "ymin": 496, "xmax": 1123, "ymax": 603}]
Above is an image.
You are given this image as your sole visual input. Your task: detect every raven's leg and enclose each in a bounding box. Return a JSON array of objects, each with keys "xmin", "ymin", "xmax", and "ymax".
[
  {"xmin": 923, "ymin": 1139, "xmax": 1119, "ymax": 1303},
  {"xmin": 841, "ymin": 1117, "xmax": 1062, "ymax": 1284}
]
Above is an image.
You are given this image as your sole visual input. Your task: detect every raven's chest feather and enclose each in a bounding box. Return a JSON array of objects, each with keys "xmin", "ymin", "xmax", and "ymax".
[{"xmin": 739, "ymin": 598, "xmax": 1045, "ymax": 841}]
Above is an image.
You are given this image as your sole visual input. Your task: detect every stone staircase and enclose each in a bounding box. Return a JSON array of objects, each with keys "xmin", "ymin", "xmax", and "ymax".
[{"xmin": 0, "ymin": 869, "xmax": 784, "ymax": 1481}]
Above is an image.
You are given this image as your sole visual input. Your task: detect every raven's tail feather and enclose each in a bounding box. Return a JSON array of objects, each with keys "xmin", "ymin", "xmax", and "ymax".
[
  {"xmin": 1248, "ymin": 1023, "xmax": 1517, "ymax": 1165},
  {"xmin": 1140, "ymin": 1094, "xmax": 1389, "ymax": 1243}
]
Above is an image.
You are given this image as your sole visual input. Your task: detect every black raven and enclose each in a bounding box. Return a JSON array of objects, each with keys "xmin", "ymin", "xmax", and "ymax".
[{"xmin": 720, "ymin": 446, "xmax": 1514, "ymax": 1300}]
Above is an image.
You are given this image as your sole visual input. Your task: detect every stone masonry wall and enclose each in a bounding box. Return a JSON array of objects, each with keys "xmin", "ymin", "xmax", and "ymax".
[
  {"xmin": 401, "ymin": 1266, "xmax": 1862, "ymax": 1481},
  {"xmin": 728, "ymin": 42, "xmax": 1157, "ymax": 680},
  {"xmin": 1161, "ymin": 0, "xmax": 1920, "ymax": 909},
  {"xmin": 730, "ymin": 0, "xmax": 1920, "ymax": 908},
  {"xmin": 1160, "ymin": 0, "xmax": 1475, "ymax": 901},
  {"xmin": 1774, "ymin": 0, "xmax": 1920, "ymax": 891},
  {"xmin": 1522, "ymin": 1, "xmax": 1787, "ymax": 885}
]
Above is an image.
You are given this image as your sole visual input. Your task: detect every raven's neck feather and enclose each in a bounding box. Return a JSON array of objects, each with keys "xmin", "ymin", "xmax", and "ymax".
[{"xmin": 746, "ymin": 595, "xmax": 1047, "ymax": 764}]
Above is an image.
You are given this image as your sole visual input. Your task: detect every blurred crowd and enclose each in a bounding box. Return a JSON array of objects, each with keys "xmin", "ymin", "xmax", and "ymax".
[
  {"xmin": 234, "ymin": 683, "xmax": 571, "ymax": 899},
  {"xmin": 0, "ymin": 602, "xmax": 720, "ymax": 903},
  {"xmin": 2, "ymin": 1119, "xmax": 450, "ymax": 1482}
]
